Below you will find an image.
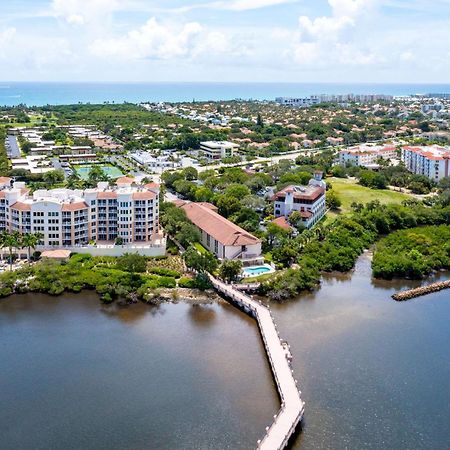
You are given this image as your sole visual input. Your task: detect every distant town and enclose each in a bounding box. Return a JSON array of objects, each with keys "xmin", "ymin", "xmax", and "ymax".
[{"xmin": 0, "ymin": 93, "xmax": 449, "ymax": 301}]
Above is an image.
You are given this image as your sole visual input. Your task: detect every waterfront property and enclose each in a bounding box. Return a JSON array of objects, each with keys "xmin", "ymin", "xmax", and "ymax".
[
  {"xmin": 177, "ymin": 201, "xmax": 263, "ymax": 265},
  {"xmin": 0, "ymin": 177, "xmax": 164, "ymax": 255},
  {"xmin": 272, "ymin": 172, "xmax": 326, "ymax": 229},
  {"xmin": 401, "ymin": 145, "xmax": 450, "ymax": 181},
  {"xmin": 199, "ymin": 140, "xmax": 239, "ymax": 160}
]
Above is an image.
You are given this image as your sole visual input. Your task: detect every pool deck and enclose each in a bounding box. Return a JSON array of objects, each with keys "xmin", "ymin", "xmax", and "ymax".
[{"xmin": 242, "ymin": 264, "xmax": 275, "ymax": 278}]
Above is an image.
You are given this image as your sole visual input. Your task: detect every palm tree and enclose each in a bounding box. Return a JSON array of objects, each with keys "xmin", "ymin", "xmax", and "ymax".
[
  {"xmin": 67, "ymin": 172, "xmax": 84, "ymax": 190},
  {"xmin": 1, "ymin": 231, "xmax": 22, "ymax": 271},
  {"xmin": 22, "ymin": 232, "xmax": 42, "ymax": 261}
]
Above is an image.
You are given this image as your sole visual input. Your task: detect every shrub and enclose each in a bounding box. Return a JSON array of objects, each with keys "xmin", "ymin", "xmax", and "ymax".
[
  {"xmin": 149, "ymin": 267, "xmax": 181, "ymax": 278},
  {"xmin": 178, "ymin": 277, "xmax": 196, "ymax": 288}
]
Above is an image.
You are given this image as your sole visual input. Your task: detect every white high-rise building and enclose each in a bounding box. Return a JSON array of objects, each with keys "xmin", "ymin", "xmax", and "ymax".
[
  {"xmin": 401, "ymin": 145, "xmax": 450, "ymax": 181},
  {"xmin": 339, "ymin": 144, "xmax": 398, "ymax": 167}
]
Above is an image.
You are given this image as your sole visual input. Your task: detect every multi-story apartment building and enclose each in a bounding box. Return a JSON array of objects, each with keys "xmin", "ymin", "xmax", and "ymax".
[
  {"xmin": 401, "ymin": 145, "xmax": 450, "ymax": 181},
  {"xmin": 276, "ymin": 93, "xmax": 393, "ymax": 107},
  {"xmin": 199, "ymin": 141, "xmax": 239, "ymax": 160},
  {"xmin": 176, "ymin": 200, "xmax": 263, "ymax": 266},
  {"xmin": 272, "ymin": 172, "xmax": 326, "ymax": 229},
  {"xmin": 339, "ymin": 144, "xmax": 398, "ymax": 167},
  {"xmin": 0, "ymin": 176, "xmax": 160, "ymax": 248}
]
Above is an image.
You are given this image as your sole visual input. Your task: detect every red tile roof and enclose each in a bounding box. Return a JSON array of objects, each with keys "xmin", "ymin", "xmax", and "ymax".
[
  {"xmin": 61, "ymin": 201, "xmax": 88, "ymax": 211},
  {"xmin": 271, "ymin": 216, "xmax": 293, "ymax": 230},
  {"xmin": 10, "ymin": 201, "xmax": 31, "ymax": 211},
  {"xmin": 116, "ymin": 176, "xmax": 134, "ymax": 185},
  {"xmin": 144, "ymin": 182, "xmax": 160, "ymax": 190},
  {"xmin": 132, "ymin": 191, "xmax": 156, "ymax": 200},
  {"xmin": 273, "ymin": 185, "xmax": 324, "ymax": 202},
  {"xmin": 0, "ymin": 177, "xmax": 12, "ymax": 185},
  {"xmin": 97, "ymin": 191, "xmax": 118, "ymax": 199},
  {"xmin": 180, "ymin": 202, "xmax": 260, "ymax": 247}
]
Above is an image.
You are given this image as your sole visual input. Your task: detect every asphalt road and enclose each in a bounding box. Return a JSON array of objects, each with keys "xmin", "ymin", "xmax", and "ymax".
[{"xmin": 6, "ymin": 135, "xmax": 21, "ymax": 158}]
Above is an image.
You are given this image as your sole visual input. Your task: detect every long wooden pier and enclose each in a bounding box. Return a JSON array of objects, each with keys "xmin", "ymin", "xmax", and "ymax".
[{"xmin": 209, "ymin": 276, "xmax": 305, "ymax": 450}]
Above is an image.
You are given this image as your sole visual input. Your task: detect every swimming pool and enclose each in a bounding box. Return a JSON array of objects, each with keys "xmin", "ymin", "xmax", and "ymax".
[
  {"xmin": 241, "ymin": 264, "xmax": 275, "ymax": 278},
  {"xmin": 74, "ymin": 165, "xmax": 124, "ymax": 180}
]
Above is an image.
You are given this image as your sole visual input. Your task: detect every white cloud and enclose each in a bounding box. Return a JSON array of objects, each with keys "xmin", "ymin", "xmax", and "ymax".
[
  {"xmin": 289, "ymin": 0, "xmax": 379, "ymax": 66},
  {"xmin": 90, "ymin": 18, "xmax": 203, "ymax": 60},
  {"xmin": 298, "ymin": 0, "xmax": 373, "ymax": 42},
  {"xmin": 51, "ymin": 0, "xmax": 119, "ymax": 25},
  {"xmin": 399, "ymin": 50, "xmax": 414, "ymax": 62},
  {"xmin": 215, "ymin": 0, "xmax": 299, "ymax": 11},
  {"xmin": 172, "ymin": 0, "xmax": 299, "ymax": 13}
]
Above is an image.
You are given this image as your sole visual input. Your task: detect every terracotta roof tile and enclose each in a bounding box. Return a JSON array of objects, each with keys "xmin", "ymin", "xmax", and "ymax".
[
  {"xmin": 61, "ymin": 201, "xmax": 88, "ymax": 211},
  {"xmin": 271, "ymin": 216, "xmax": 293, "ymax": 230},
  {"xmin": 180, "ymin": 202, "xmax": 260, "ymax": 247},
  {"xmin": 10, "ymin": 201, "xmax": 31, "ymax": 211},
  {"xmin": 116, "ymin": 176, "xmax": 134, "ymax": 185},
  {"xmin": 132, "ymin": 191, "xmax": 156, "ymax": 200},
  {"xmin": 97, "ymin": 191, "xmax": 118, "ymax": 199},
  {"xmin": 273, "ymin": 185, "xmax": 324, "ymax": 201}
]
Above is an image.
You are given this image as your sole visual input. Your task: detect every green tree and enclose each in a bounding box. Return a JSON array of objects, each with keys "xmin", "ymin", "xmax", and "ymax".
[
  {"xmin": 87, "ymin": 165, "xmax": 109, "ymax": 186},
  {"xmin": 183, "ymin": 167, "xmax": 198, "ymax": 181},
  {"xmin": 216, "ymin": 194, "xmax": 242, "ymax": 218},
  {"xmin": 43, "ymin": 170, "xmax": 65, "ymax": 186},
  {"xmin": 67, "ymin": 172, "xmax": 85, "ymax": 189},
  {"xmin": 183, "ymin": 246, "xmax": 218, "ymax": 273},
  {"xmin": 326, "ymin": 191, "xmax": 342, "ymax": 210},
  {"xmin": 22, "ymin": 232, "xmax": 43, "ymax": 260},
  {"xmin": 219, "ymin": 260, "xmax": 243, "ymax": 283},
  {"xmin": 175, "ymin": 223, "xmax": 201, "ymax": 248},
  {"xmin": 116, "ymin": 253, "xmax": 147, "ymax": 273},
  {"xmin": 0, "ymin": 231, "xmax": 22, "ymax": 270},
  {"xmin": 256, "ymin": 113, "xmax": 264, "ymax": 127}
]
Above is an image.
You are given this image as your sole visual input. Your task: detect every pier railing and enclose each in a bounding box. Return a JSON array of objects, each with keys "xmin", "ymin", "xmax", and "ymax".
[{"xmin": 209, "ymin": 276, "xmax": 305, "ymax": 450}]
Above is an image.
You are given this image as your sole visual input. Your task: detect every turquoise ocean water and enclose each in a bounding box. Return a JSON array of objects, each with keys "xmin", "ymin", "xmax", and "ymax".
[{"xmin": 0, "ymin": 82, "xmax": 449, "ymax": 106}]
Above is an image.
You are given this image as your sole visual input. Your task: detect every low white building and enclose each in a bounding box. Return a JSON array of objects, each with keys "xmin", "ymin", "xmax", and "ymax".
[
  {"xmin": 11, "ymin": 155, "xmax": 54, "ymax": 174},
  {"xmin": 177, "ymin": 201, "xmax": 263, "ymax": 266},
  {"xmin": 401, "ymin": 145, "xmax": 450, "ymax": 181},
  {"xmin": 272, "ymin": 172, "xmax": 326, "ymax": 229},
  {"xmin": 129, "ymin": 151, "xmax": 177, "ymax": 172},
  {"xmin": 199, "ymin": 141, "xmax": 239, "ymax": 160},
  {"xmin": 339, "ymin": 144, "xmax": 398, "ymax": 167}
]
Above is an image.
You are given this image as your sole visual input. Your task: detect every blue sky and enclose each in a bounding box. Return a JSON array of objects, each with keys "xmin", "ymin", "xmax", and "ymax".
[{"xmin": 0, "ymin": 0, "xmax": 449, "ymax": 82}]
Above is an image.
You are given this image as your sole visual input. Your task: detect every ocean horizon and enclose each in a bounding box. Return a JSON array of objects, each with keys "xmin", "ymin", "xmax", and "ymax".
[{"xmin": 0, "ymin": 81, "xmax": 449, "ymax": 107}]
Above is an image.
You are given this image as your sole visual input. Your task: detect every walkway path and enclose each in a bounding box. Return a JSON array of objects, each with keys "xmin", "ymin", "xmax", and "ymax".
[{"xmin": 209, "ymin": 276, "xmax": 304, "ymax": 450}]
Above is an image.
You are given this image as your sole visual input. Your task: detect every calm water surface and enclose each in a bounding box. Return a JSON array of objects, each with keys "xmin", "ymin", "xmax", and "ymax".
[
  {"xmin": 1, "ymin": 254, "xmax": 449, "ymax": 450},
  {"xmin": 1, "ymin": 82, "xmax": 449, "ymax": 106}
]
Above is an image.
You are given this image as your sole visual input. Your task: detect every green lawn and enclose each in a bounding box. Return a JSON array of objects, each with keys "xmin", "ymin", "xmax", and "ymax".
[
  {"xmin": 193, "ymin": 242, "xmax": 208, "ymax": 254},
  {"xmin": 328, "ymin": 177, "xmax": 411, "ymax": 213}
]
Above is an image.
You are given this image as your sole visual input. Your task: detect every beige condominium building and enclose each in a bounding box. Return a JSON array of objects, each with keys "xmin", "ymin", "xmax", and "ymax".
[{"xmin": 0, "ymin": 177, "xmax": 163, "ymax": 253}]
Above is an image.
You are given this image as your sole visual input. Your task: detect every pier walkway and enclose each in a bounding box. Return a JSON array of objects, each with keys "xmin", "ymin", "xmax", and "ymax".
[{"xmin": 209, "ymin": 276, "xmax": 305, "ymax": 450}]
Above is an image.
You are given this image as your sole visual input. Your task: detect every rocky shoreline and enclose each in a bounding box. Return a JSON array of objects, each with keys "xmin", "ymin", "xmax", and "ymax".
[
  {"xmin": 143, "ymin": 288, "xmax": 225, "ymax": 305},
  {"xmin": 392, "ymin": 279, "xmax": 450, "ymax": 301}
]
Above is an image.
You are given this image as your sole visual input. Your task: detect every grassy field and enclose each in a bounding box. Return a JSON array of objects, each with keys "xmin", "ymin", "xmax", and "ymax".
[{"xmin": 328, "ymin": 177, "xmax": 411, "ymax": 213}]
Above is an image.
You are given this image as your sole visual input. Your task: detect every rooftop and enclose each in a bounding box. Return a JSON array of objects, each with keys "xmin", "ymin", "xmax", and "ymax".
[
  {"xmin": 179, "ymin": 202, "xmax": 260, "ymax": 247},
  {"xmin": 403, "ymin": 145, "xmax": 450, "ymax": 160},
  {"xmin": 272, "ymin": 184, "xmax": 324, "ymax": 202}
]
